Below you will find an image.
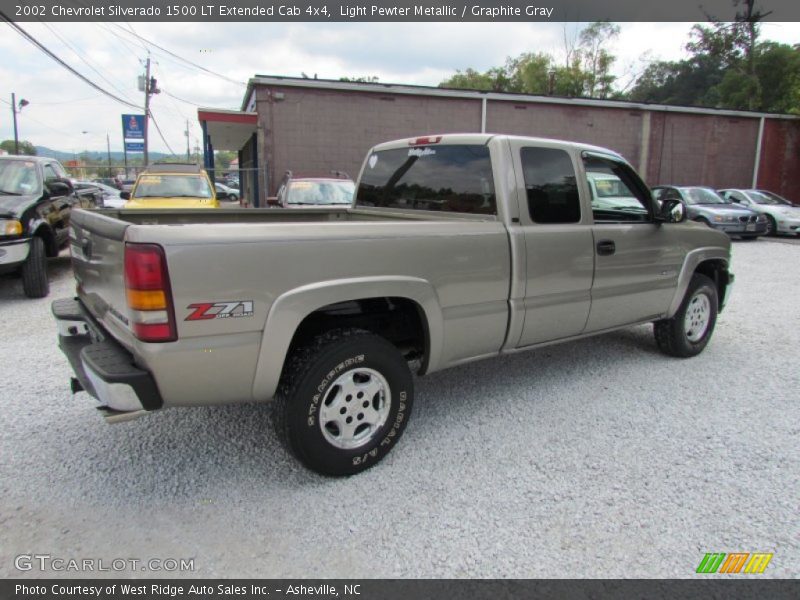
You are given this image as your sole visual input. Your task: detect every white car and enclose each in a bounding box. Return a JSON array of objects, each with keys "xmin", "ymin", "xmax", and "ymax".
[{"xmin": 719, "ymin": 189, "xmax": 800, "ymax": 236}]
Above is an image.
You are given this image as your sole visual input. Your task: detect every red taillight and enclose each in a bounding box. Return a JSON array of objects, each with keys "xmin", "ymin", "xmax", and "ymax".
[
  {"xmin": 124, "ymin": 243, "xmax": 177, "ymax": 343},
  {"xmin": 408, "ymin": 135, "xmax": 442, "ymax": 146}
]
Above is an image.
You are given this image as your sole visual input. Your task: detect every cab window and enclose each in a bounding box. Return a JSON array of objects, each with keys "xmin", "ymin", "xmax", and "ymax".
[
  {"xmin": 583, "ymin": 156, "xmax": 651, "ymax": 223},
  {"xmin": 520, "ymin": 147, "xmax": 580, "ymax": 224}
]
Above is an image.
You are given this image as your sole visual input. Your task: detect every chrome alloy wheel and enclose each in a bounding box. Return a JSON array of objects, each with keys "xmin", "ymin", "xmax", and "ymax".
[
  {"xmin": 684, "ymin": 292, "xmax": 711, "ymax": 342},
  {"xmin": 319, "ymin": 368, "xmax": 391, "ymax": 450}
]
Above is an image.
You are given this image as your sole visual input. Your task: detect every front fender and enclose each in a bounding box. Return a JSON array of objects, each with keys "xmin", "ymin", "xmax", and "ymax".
[
  {"xmin": 251, "ymin": 276, "xmax": 443, "ymax": 402},
  {"xmin": 666, "ymin": 246, "xmax": 731, "ymax": 318}
]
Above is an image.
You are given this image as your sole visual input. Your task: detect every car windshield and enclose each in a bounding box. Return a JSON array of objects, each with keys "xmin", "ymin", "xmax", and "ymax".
[
  {"xmin": 286, "ymin": 180, "xmax": 355, "ymax": 205},
  {"xmin": 133, "ymin": 174, "xmax": 212, "ymax": 199},
  {"xmin": 749, "ymin": 191, "xmax": 791, "ymax": 206},
  {"xmin": 0, "ymin": 159, "xmax": 40, "ymax": 196},
  {"xmin": 589, "ymin": 175, "xmax": 635, "ymax": 198},
  {"xmin": 682, "ymin": 187, "xmax": 728, "ymax": 205}
]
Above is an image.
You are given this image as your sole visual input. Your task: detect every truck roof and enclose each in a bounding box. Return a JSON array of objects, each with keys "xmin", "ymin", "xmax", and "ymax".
[{"xmin": 371, "ymin": 133, "xmax": 625, "ymax": 160}]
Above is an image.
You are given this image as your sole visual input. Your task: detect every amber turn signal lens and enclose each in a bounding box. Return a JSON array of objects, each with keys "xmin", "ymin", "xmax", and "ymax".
[{"xmin": 126, "ymin": 289, "xmax": 167, "ymax": 310}]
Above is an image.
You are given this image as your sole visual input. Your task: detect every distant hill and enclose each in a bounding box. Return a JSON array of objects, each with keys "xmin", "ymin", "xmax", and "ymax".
[{"xmin": 35, "ymin": 146, "xmax": 172, "ymax": 162}]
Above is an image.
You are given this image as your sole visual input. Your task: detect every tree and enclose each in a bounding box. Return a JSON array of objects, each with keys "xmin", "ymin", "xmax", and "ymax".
[
  {"xmin": 577, "ymin": 21, "xmax": 621, "ymax": 98},
  {"xmin": 1, "ymin": 139, "xmax": 37, "ymax": 156},
  {"xmin": 439, "ymin": 21, "xmax": 621, "ymax": 98}
]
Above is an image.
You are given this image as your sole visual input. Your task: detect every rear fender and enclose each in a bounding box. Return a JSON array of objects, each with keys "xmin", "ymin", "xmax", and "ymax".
[{"xmin": 251, "ymin": 276, "xmax": 442, "ymax": 402}]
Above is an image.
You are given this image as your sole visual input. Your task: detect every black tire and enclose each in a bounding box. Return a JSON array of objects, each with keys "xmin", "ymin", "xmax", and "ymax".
[
  {"xmin": 21, "ymin": 237, "xmax": 49, "ymax": 298},
  {"xmin": 765, "ymin": 215, "xmax": 777, "ymax": 236},
  {"xmin": 229, "ymin": 194, "xmax": 238, "ymax": 202},
  {"xmin": 654, "ymin": 273, "xmax": 718, "ymax": 358},
  {"xmin": 274, "ymin": 328, "xmax": 414, "ymax": 476}
]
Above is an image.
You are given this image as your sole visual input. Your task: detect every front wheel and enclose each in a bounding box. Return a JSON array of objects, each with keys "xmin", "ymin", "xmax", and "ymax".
[
  {"xmin": 21, "ymin": 237, "xmax": 49, "ymax": 298},
  {"xmin": 274, "ymin": 328, "xmax": 414, "ymax": 476},
  {"xmin": 654, "ymin": 273, "xmax": 718, "ymax": 358},
  {"xmin": 765, "ymin": 215, "xmax": 777, "ymax": 236}
]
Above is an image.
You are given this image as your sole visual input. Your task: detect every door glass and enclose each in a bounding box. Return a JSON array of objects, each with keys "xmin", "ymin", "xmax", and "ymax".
[
  {"xmin": 43, "ymin": 164, "xmax": 59, "ymax": 182},
  {"xmin": 583, "ymin": 156, "xmax": 651, "ymax": 223},
  {"xmin": 520, "ymin": 147, "xmax": 580, "ymax": 224}
]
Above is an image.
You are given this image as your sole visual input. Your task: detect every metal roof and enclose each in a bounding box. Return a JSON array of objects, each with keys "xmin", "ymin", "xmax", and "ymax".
[{"xmin": 244, "ymin": 75, "xmax": 800, "ymax": 121}]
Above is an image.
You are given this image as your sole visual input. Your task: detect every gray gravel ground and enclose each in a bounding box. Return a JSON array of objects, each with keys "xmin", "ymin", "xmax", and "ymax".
[{"xmin": 1, "ymin": 239, "xmax": 798, "ymax": 579}]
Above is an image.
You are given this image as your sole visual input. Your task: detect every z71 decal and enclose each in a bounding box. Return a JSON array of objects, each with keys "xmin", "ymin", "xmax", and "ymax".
[{"xmin": 185, "ymin": 301, "xmax": 254, "ymax": 321}]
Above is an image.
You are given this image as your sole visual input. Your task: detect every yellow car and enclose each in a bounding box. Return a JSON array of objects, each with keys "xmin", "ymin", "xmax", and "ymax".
[{"xmin": 122, "ymin": 163, "xmax": 219, "ymax": 209}]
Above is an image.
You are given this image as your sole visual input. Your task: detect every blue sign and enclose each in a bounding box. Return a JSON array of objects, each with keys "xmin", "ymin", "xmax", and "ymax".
[
  {"xmin": 125, "ymin": 142, "xmax": 144, "ymax": 152},
  {"xmin": 122, "ymin": 114, "xmax": 145, "ymax": 140}
]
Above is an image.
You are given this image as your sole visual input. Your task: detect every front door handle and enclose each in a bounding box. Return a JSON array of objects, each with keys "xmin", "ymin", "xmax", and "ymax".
[{"xmin": 596, "ymin": 239, "xmax": 616, "ymax": 256}]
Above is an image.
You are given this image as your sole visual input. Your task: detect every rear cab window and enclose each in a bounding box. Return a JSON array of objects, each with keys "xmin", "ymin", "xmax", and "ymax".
[{"xmin": 356, "ymin": 144, "xmax": 496, "ymax": 215}]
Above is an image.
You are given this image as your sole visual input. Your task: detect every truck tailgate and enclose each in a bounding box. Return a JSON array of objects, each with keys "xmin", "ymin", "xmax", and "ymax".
[{"xmin": 68, "ymin": 209, "xmax": 137, "ymax": 350}]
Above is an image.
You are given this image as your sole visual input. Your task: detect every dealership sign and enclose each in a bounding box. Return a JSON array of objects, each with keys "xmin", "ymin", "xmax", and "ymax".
[{"xmin": 121, "ymin": 114, "xmax": 145, "ymax": 140}]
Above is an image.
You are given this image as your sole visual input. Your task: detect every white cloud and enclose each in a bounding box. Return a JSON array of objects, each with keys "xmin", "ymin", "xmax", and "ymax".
[{"xmin": 1, "ymin": 21, "xmax": 798, "ymax": 153}]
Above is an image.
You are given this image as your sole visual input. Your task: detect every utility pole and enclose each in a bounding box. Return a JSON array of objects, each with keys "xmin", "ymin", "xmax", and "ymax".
[
  {"xmin": 185, "ymin": 119, "xmax": 190, "ymax": 161},
  {"xmin": 143, "ymin": 56, "xmax": 151, "ymax": 166},
  {"xmin": 11, "ymin": 93, "xmax": 20, "ymax": 154},
  {"xmin": 106, "ymin": 133, "xmax": 112, "ymax": 176}
]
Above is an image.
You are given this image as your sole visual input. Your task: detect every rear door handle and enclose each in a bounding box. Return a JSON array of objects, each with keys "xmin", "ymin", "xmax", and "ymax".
[{"xmin": 596, "ymin": 240, "xmax": 616, "ymax": 256}]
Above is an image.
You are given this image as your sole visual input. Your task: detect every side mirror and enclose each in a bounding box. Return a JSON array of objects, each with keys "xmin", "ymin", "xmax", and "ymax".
[
  {"xmin": 659, "ymin": 198, "xmax": 686, "ymax": 223},
  {"xmin": 46, "ymin": 177, "xmax": 73, "ymax": 196},
  {"xmin": 120, "ymin": 191, "xmax": 131, "ymax": 200}
]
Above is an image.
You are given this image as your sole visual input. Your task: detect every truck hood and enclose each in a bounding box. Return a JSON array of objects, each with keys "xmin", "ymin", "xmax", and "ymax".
[
  {"xmin": 124, "ymin": 197, "xmax": 218, "ymax": 209},
  {"xmin": 0, "ymin": 194, "xmax": 38, "ymax": 217}
]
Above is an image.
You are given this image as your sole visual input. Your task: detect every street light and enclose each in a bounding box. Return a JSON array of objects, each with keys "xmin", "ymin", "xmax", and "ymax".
[{"xmin": 11, "ymin": 93, "xmax": 29, "ymax": 155}]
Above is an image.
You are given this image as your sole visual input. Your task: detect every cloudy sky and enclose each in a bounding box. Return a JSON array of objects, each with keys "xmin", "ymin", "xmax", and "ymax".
[{"xmin": 1, "ymin": 21, "xmax": 798, "ymax": 154}]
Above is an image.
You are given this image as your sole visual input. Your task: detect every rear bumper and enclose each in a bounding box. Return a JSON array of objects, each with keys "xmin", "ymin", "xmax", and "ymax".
[{"xmin": 52, "ymin": 297, "xmax": 163, "ymax": 414}]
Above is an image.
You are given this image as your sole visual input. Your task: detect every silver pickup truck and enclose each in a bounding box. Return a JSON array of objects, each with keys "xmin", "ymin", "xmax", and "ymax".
[{"xmin": 53, "ymin": 134, "xmax": 733, "ymax": 476}]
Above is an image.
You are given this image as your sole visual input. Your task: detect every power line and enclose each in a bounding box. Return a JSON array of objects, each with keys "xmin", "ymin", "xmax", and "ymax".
[
  {"xmin": 148, "ymin": 110, "xmax": 178, "ymax": 156},
  {"xmin": 39, "ymin": 21, "xmax": 137, "ymax": 104},
  {"xmin": 107, "ymin": 22, "xmax": 247, "ymax": 86},
  {"xmin": 0, "ymin": 15, "xmax": 140, "ymax": 109}
]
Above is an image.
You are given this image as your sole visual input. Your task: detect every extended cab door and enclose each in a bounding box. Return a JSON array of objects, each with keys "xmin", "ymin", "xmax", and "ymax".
[
  {"xmin": 581, "ymin": 153, "xmax": 684, "ymax": 331},
  {"xmin": 510, "ymin": 141, "xmax": 595, "ymax": 347}
]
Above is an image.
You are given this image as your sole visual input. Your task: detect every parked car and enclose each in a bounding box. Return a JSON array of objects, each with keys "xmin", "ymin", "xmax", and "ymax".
[
  {"xmin": 72, "ymin": 181, "xmax": 105, "ymax": 207},
  {"xmin": 0, "ymin": 155, "xmax": 96, "ymax": 297},
  {"xmin": 120, "ymin": 179, "xmax": 136, "ymax": 193},
  {"xmin": 92, "ymin": 177, "xmax": 120, "ymax": 190},
  {"xmin": 224, "ymin": 174, "xmax": 240, "ymax": 189},
  {"xmin": 756, "ymin": 189, "xmax": 798, "ymax": 207},
  {"xmin": 718, "ymin": 189, "xmax": 800, "ymax": 236},
  {"xmin": 214, "ymin": 182, "xmax": 239, "ymax": 202},
  {"xmin": 652, "ymin": 186, "xmax": 767, "ymax": 239},
  {"xmin": 272, "ymin": 171, "xmax": 354, "ymax": 208},
  {"xmin": 121, "ymin": 163, "xmax": 218, "ymax": 209},
  {"xmin": 54, "ymin": 133, "xmax": 733, "ymax": 476},
  {"xmin": 90, "ymin": 181, "xmax": 126, "ymax": 209}
]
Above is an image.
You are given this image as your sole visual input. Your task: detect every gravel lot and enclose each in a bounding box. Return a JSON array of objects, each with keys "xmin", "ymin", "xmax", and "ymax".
[{"xmin": 1, "ymin": 238, "xmax": 798, "ymax": 579}]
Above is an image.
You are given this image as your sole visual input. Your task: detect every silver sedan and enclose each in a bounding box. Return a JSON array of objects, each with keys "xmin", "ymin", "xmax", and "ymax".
[{"xmin": 719, "ymin": 189, "xmax": 800, "ymax": 236}]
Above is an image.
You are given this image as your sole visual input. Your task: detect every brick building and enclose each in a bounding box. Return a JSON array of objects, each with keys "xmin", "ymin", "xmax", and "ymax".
[{"xmin": 198, "ymin": 75, "xmax": 800, "ymax": 207}]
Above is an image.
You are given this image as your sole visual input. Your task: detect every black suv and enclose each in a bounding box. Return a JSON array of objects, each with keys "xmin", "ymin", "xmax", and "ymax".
[{"xmin": 0, "ymin": 156, "xmax": 96, "ymax": 297}]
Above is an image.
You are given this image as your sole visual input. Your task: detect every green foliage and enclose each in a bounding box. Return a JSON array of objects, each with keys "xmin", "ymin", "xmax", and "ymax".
[
  {"xmin": 440, "ymin": 21, "xmax": 619, "ymax": 98},
  {"xmin": 1, "ymin": 139, "xmax": 37, "ymax": 156}
]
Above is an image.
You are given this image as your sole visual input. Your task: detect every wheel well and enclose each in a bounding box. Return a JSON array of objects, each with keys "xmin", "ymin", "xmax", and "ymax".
[
  {"xmin": 694, "ymin": 259, "xmax": 728, "ymax": 304},
  {"xmin": 33, "ymin": 226, "xmax": 58, "ymax": 257},
  {"xmin": 288, "ymin": 297, "xmax": 428, "ymax": 373}
]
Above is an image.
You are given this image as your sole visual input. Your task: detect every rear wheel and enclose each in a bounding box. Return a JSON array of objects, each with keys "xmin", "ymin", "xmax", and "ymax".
[
  {"xmin": 21, "ymin": 237, "xmax": 49, "ymax": 298},
  {"xmin": 274, "ymin": 328, "xmax": 414, "ymax": 476},
  {"xmin": 654, "ymin": 273, "xmax": 718, "ymax": 358}
]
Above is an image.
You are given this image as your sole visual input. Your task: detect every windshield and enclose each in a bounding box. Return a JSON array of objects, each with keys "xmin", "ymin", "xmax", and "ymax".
[
  {"xmin": 0, "ymin": 159, "xmax": 40, "ymax": 196},
  {"xmin": 356, "ymin": 144, "xmax": 496, "ymax": 214},
  {"xmin": 133, "ymin": 174, "xmax": 213, "ymax": 199},
  {"xmin": 682, "ymin": 187, "xmax": 728, "ymax": 205},
  {"xmin": 286, "ymin": 180, "xmax": 355, "ymax": 205},
  {"xmin": 750, "ymin": 190, "xmax": 791, "ymax": 206}
]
